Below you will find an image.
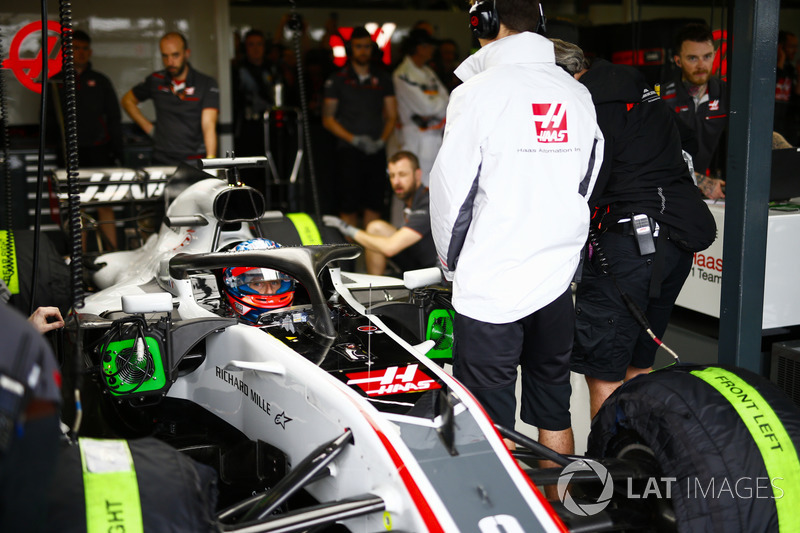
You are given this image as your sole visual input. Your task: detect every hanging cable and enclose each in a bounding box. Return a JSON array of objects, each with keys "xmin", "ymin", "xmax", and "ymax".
[
  {"xmin": 588, "ymin": 226, "xmax": 681, "ymax": 363},
  {"xmin": 288, "ymin": 1, "xmax": 322, "ymax": 220},
  {"xmin": 0, "ymin": 30, "xmax": 15, "ymax": 293},
  {"xmin": 59, "ymin": 0, "xmax": 85, "ymax": 440},
  {"xmin": 59, "ymin": 0, "xmax": 83, "ymax": 310},
  {"xmin": 30, "ymin": 0, "xmax": 51, "ymax": 316}
]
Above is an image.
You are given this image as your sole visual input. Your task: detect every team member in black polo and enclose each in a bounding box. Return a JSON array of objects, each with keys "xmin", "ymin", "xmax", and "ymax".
[
  {"xmin": 50, "ymin": 30, "xmax": 123, "ymax": 167},
  {"xmin": 322, "ymin": 26, "xmax": 397, "ymax": 229},
  {"xmin": 322, "ymin": 150, "xmax": 436, "ymax": 275},
  {"xmin": 661, "ymin": 23, "xmax": 728, "ymax": 200},
  {"xmin": 122, "ymin": 32, "xmax": 219, "ymax": 165},
  {"xmin": 49, "ymin": 30, "xmax": 123, "ymax": 249}
]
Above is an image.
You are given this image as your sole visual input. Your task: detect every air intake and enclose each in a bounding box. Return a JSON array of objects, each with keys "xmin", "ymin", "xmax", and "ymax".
[{"xmin": 771, "ymin": 340, "xmax": 800, "ymax": 408}]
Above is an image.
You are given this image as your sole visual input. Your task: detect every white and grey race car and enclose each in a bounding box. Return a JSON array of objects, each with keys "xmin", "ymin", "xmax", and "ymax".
[{"xmin": 61, "ymin": 160, "xmax": 800, "ymax": 533}]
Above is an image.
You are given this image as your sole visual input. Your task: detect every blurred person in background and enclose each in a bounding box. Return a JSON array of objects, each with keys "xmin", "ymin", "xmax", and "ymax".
[
  {"xmin": 322, "ymin": 26, "xmax": 397, "ymax": 228},
  {"xmin": 393, "ymin": 28, "xmax": 449, "ymax": 185},
  {"xmin": 49, "ymin": 29, "xmax": 122, "ymax": 250}
]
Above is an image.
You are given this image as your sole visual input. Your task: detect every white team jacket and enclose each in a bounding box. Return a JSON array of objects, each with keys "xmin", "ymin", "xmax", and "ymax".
[
  {"xmin": 429, "ymin": 32, "xmax": 604, "ymax": 324},
  {"xmin": 393, "ymin": 56, "xmax": 450, "ymax": 182}
]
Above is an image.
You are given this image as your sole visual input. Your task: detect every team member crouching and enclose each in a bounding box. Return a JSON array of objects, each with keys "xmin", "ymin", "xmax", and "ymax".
[{"xmin": 323, "ymin": 151, "xmax": 437, "ymax": 275}]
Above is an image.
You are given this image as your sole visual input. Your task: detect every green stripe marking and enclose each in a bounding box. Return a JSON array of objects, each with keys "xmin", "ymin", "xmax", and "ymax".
[
  {"xmin": 287, "ymin": 213, "xmax": 323, "ymax": 245},
  {"xmin": 80, "ymin": 438, "xmax": 144, "ymax": 533},
  {"xmin": 691, "ymin": 367, "xmax": 800, "ymax": 532}
]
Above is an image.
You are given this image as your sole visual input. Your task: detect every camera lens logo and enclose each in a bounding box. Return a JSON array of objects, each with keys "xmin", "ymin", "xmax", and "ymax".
[{"xmin": 557, "ymin": 460, "xmax": 614, "ymax": 516}]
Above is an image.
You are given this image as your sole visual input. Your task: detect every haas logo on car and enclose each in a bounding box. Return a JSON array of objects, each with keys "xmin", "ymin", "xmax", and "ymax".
[
  {"xmin": 532, "ymin": 102, "xmax": 568, "ymax": 143},
  {"xmin": 346, "ymin": 364, "xmax": 441, "ymax": 396}
]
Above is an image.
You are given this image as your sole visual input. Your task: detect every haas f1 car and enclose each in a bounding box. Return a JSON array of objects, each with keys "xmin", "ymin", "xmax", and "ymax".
[{"xmin": 61, "ymin": 162, "xmax": 800, "ymax": 533}]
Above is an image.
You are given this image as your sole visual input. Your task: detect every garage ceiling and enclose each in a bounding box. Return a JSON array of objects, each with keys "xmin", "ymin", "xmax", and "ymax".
[{"xmin": 232, "ymin": 0, "xmax": 800, "ymax": 11}]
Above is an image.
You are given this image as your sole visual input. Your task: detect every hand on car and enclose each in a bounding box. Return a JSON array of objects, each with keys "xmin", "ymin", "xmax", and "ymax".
[{"xmin": 28, "ymin": 306, "xmax": 65, "ymax": 334}]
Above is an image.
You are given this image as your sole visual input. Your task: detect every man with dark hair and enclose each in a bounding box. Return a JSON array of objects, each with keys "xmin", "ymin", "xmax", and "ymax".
[
  {"xmin": 430, "ymin": 0, "xmax": 603, "ymax": 466},
  {"xmin": 775, "ymin": 30, "xmax": 800, "ymax": 145},
  {"xmin": 233, "ymin": 29, "xmax": 275, "ymax": 160},
  {"xmin": 661, "ymin": 22, "xmax": 728, "ymax": 200},
  {"xmin": 51, "ymin": 30, "xmax": 123, "ymax": 168},
  {"xmin": 49, "ymin": 29, "xmax": 123, "ymax": 249},
  {"xmin": 393, "ymin": 29, "xmax": 449, "ymax": 186},
  {"xmin": 322, "ymin": 27, "xmax": 397, "ymax": 229},
  {"xmin": 552, "ymin": 39, "xmax": 715, "ymax": 419},
  {"xmin": 122, "ymin": 32, "xmax": 219, "ymax": 165},
  {"xmin": 323, "ymin": 150, "xmax": 436, "ymax": 275}
]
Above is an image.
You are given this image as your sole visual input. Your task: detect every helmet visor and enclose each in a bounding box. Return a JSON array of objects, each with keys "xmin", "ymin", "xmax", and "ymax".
[{"xmin": 226, "ymin": 267, "xmax": 294, "ymax": 294}]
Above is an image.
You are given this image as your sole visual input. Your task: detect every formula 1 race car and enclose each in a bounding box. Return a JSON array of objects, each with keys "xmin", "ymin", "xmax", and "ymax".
[{"xmin": 58, "ymin": 159, "xmax": 800, "ymax": 533}]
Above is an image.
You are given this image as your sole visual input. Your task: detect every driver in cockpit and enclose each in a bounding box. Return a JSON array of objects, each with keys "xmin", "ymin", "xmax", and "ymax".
[{"xmin": 221, "ymin": 239, "xmax": 296, "ymax": 323}]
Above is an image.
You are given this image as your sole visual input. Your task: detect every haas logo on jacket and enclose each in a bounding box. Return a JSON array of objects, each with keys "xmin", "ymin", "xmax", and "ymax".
[{"xmin": 531, "ymin": 103, "xmax": 568, "ymax": 143}]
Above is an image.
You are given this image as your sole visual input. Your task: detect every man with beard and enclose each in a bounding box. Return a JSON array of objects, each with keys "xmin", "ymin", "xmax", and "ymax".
[
  {"xmin": 322, "ymin": 151, "xmax": 435, "ymax": 275},
  {"xmin": 661, "ymin": 23, "xmax": 728, "ymax": 200},
  {"xmin": 323, "ymin": 26, "xmax": 397, "ymax": 229},
  {"xmin": 122, "ymin": 32, "xmax": 219, "ymax": 165}
]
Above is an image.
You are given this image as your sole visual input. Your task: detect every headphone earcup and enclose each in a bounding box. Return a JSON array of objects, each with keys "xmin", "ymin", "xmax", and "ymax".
[{"xmin": 469, "ymin": 0, "xmax": 499, "ymax": 40}]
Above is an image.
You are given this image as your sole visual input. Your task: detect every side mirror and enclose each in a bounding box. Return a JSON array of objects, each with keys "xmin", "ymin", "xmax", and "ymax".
[
  {"xmin": 403, "ymin": 267, "xmax": 443, "ymax": 289},
  {"xmin": 121, "ymin": 293, "xmax": 174, "ymax": 314},
  {"xmin": 213, "ymin": 186, "xmax": 266, "ymax": 224}
]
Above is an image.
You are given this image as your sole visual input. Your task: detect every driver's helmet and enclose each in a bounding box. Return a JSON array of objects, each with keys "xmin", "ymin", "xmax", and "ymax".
[{"xmin": 222, "ymin": 239, "xmax": 295, "ymax": 322}]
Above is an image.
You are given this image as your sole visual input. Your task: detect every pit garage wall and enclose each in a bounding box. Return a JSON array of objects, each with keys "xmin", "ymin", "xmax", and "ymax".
[
  {"xmin": 228, "ymin": 6, "xmax": 472, "ymax": 68},
  {"xmin": 1, "ymin": 0, "xmax": 233, "ymax": 152},
  {"xmin": 4, "ymin": 1, "xmax": 800, "ymax": 146},
  {"xmin": 1, "ymin": 2, "xmax": 468, "ymax": 156}
]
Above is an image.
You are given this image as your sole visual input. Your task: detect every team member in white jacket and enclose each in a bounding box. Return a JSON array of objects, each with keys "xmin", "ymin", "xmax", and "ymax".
[
  {"xmin": 393, "ymin": 29, "xmax": 449, "ymax": 186},
  {"xmin": 429, "ymin": 0, "xmax": 603, "ymax": 465}
]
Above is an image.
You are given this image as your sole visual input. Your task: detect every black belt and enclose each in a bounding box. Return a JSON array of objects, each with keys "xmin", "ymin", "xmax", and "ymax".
[
  {"xmin": 604, "ymin": 216, "xmax": 659, "ymax": 236},
  {"xmin": 601, "ymin": 215, "xmax": 666, "ymax": 299}
]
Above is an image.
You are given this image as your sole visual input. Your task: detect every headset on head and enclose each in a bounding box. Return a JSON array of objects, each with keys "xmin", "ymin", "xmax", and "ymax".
[
  {"xmin": 468, "ymin": 1, "xmax": 547, "ymax": 40},
  {"xmin": 469, "ymin": 0, "xmax": 499, "ymax": 40}
]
